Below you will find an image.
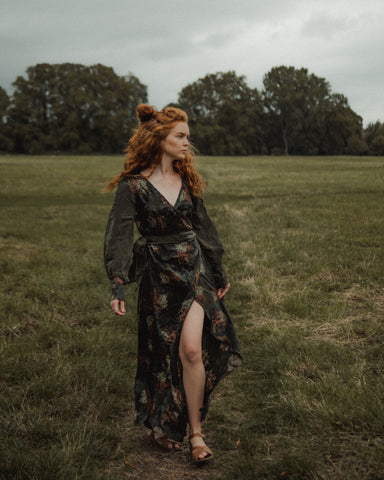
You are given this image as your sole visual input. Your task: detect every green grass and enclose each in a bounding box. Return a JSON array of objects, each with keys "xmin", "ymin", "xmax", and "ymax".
[{"xmin": 1, "ymin": 154, "xmax": 384, "ymax": 479}]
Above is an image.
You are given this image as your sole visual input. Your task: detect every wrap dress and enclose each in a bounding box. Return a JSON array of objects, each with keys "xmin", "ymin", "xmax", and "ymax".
[{"xmin": 104, "ymin": 175, "xmax": 242, "ymax": 442}]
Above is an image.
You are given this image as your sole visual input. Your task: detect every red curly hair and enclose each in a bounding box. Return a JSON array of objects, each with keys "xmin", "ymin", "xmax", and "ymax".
[{"xmin": 104, "ymin": 104, "xmax": 204, "ymax": 196}]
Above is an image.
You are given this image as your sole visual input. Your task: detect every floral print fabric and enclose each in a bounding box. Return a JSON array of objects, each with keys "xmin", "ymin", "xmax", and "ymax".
[{"xmin": 104, "ymin": 176, "xmax": 242, "ymax": 442}]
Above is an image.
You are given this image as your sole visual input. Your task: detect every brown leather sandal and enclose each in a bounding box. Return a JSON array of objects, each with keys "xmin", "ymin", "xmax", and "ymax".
[
  {"xmin": 149, "ymin": 430, "xmax": 181, "ymax": 452},
  {"xmin": 189, "ymin": 432, "xmax": 214, "ymax": 464}
]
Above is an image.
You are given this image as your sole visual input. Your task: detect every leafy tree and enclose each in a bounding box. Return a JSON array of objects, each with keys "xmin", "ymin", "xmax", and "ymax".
[
  {"xmin": 0, "ymin": 86, "xmax": 13, "ymax": 151},
  {"xmin": 322, "ymin": 93, "xmax": 363, "ymax": 155},
  {"xmin": 365, "ymin": 121, "xmax": 384, "ymax": 155},
  {"xmin": 371, "ymin": 135, "xmax": 384, "ymax": 155},
  {"xmin": 345, "ymin": 134, "xmax": 368, "ymax": 155},
  {"xmin": 176, "ymin": 71, "xmax": 264, "ymax": 155},
  {"xmin": 9, "ymin": 63, "xmax": 147, "ymax": 153},
  {"xmin": 3, "ymin": 63, "xmax": 378, "ymax": 156},
  {"xmin": 262, "ymin": 66, "xmax": 362, "ymax": 155},
  {"xmin": 262, "ymin": 66, "xmax": 325, "ymax": 154}
]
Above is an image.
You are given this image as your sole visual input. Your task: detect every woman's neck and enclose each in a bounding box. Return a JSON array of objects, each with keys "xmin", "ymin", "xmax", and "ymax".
[
  {"xmin": 142, "ymin": 156, "xmax": 178, "ymax": 180},
  {"xmin": 155, "ymin": 157, "xmax": 176, "ymax": 177}
]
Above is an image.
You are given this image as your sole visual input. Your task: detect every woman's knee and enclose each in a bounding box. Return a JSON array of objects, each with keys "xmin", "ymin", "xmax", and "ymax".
[{"xmin": 179, "ymin": 343, "xmax": 202, "ymax": 365}]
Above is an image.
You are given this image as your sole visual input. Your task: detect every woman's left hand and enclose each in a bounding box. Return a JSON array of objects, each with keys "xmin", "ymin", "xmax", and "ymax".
[{"xmin": 217, "ymin": 282, "xmax": 230, "ymax": 300}]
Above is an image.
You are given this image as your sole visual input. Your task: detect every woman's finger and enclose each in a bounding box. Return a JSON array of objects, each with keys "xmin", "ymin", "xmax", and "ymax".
[
  {"xmin": 110, "ymin": 298, "xmax": 126, "ymax": 315},
  {"xmin": 217, "ymin": 282, "xmax": 231, "ymax": 299}
]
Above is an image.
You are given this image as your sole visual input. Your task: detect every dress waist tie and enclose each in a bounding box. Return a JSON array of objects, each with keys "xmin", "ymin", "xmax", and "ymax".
[{"xmin": 128, "ymin": 230, "xmax": 196, "ymax": 284}]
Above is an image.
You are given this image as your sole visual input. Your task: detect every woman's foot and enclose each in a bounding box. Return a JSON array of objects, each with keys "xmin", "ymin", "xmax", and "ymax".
[
  {"xmin": 149, "ymin": 430, "xmax": 181, "ymax": 451},
  {"xmin": 189, "ymin": 432, "xmax": 214, "ymax": 463}
]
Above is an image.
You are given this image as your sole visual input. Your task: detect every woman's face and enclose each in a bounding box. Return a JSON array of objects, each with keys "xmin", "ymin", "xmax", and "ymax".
[{"xmin": 161, "ymin": 122, "xmax": 190, "ymax": 161}]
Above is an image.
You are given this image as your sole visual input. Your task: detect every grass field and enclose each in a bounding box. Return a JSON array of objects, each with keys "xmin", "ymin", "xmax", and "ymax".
[{"xmin": 1, "ymin": 154, "xmax": 384, "ymax": 480}]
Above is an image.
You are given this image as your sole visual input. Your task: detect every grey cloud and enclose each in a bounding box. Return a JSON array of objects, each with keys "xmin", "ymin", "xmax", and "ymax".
[
  {"xmin": 193, "ymin": 29, "xmax": 243, "ymax": 49},
  {"xmin": 301, "ymin": 12, "xmax": 349, "ymax": 39}
]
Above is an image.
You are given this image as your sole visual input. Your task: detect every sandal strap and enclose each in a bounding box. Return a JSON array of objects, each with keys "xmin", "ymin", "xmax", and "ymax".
[
  {"xmin": 149, "ymin": 431, "xmax": 181, "ymax": 450},
  {"xmin": 191, "ymin": 445, "xmax": 213, "ymax": 461},
  {"xmin": 189, "ymin": 432, "xmax": 205, "ymax": 440},
  {"xmin": 160, "ymin": 437, "xmax": 180, "ymax": 446}
]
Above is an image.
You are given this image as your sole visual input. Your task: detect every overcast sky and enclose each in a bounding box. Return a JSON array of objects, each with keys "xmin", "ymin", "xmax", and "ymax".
[{"xmin": 1, "ymin": 0, "xmax": 383, "ymax": 125}]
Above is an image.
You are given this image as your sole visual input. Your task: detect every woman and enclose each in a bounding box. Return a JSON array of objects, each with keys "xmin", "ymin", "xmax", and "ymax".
[{"xmin": 104, "ymin": 104, "xmax": 241, "ymax": 463}]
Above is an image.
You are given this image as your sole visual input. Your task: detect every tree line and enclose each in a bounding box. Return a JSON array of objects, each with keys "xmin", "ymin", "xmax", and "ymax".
[{"xmin": 0, "ymin": 63, "xmax": 383, "ymax": 155}]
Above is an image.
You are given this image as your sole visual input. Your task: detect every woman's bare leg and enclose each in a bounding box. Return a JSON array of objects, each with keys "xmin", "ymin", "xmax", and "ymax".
[{"xmin": 179, "ymin": 300, "xmax": 210, "ymax": 459}]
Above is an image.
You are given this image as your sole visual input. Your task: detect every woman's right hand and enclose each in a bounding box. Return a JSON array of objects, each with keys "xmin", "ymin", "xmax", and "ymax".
[
  {"xmin": 110, "ymin": 298, "xmax": 126, "ymax": 316},
  {"xmin": 217, "ymin": 282, "xmax": 231, "ymax": 300}
]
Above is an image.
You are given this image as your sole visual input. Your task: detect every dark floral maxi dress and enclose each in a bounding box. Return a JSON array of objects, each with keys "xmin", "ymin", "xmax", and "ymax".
[{"xmin": 104, "ymin": 175, "xmax": 242, "ymax": 443}]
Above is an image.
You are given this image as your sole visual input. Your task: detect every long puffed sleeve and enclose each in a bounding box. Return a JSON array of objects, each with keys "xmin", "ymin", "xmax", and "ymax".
[
  {"xmin": 191, "ymin": 195, "xmax": 228, "ymax": 289},
  {"xmin": 104, "ymin": 179, "xmax": 136, "ymax": 300}
]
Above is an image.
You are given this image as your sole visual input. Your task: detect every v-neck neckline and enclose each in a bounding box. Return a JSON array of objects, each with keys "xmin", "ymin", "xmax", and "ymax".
[{"xmin": 142, "ymin": 176, "xmax": 184, "ymax": 209}]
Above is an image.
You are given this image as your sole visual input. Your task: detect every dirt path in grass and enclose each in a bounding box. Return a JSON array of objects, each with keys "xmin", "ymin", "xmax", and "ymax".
[
  {"xmin": 123, "ymin": 434, "xmax": 215, "ymax": 479},
  {"xmin": 104, "ymin": 412, "xmax": 217, "ymax": 479}
]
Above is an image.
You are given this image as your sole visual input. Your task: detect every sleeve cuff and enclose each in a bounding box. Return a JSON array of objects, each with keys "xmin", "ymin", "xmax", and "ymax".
[
  {"xmin": 111, "ymin": 278, "xmax": 125, "ymax": 301},
  {"xmin": 212, "ymin": 266, "xmax": 228, "ymax": 289}
]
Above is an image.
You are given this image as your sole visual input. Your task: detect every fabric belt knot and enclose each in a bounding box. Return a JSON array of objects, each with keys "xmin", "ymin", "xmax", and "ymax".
[
  {"xmin": 128, "ymin": 230, "xmax": 196, "ymax": 284},
  {"xmin": 145, "ymin": 230, "xmax": 196, "ymax": 244}
]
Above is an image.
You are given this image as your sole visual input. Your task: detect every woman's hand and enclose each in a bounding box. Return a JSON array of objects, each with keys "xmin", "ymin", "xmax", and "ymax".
[
  {"xmin": 110, "ymin": 298, "xmax": 126, "ymax": 316},
  {"xmin": 217, "ymin": 282, "xmax": 230, "ymax": 300}
]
